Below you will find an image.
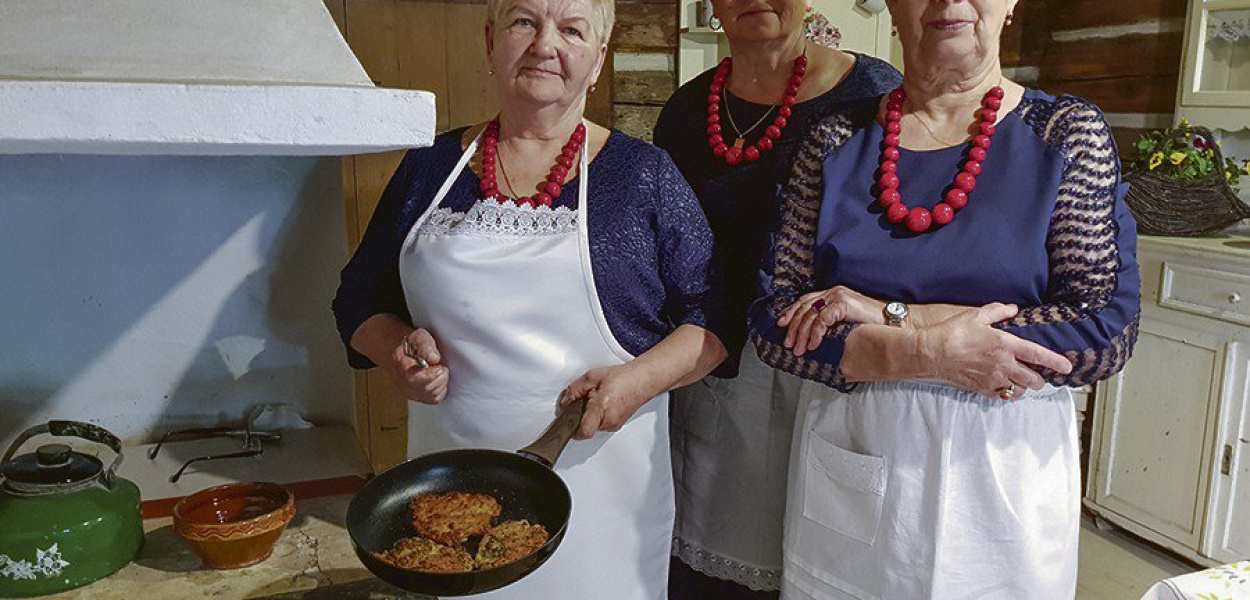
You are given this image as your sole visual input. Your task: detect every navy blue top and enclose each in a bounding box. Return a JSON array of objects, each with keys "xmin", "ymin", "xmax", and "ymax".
[
  {"xmin": 333, "ymin": 128, "xmax": 724, "ymax": 368},
  {"xmin": 750, "ymin": 89, "xmax": 1141, "ymax": 388},
  {"xmin": 653, "ymin": 53, "xmax": 900, "ymax": 376}
]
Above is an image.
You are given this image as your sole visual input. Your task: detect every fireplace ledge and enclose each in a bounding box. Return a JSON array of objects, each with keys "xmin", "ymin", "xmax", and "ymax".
[{"xmin": 0, "ymin": 79, "xmax": 434, "ymax": 156}]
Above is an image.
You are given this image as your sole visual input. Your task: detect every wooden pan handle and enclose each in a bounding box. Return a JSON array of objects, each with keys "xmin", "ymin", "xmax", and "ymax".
[{"xmin": 517, "ymin": 398, "xmax": 587, "ymax": 468}]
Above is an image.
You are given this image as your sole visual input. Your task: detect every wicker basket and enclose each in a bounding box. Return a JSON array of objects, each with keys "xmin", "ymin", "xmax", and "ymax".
[{"xmin": 1123, "ymin": 125, "xmax": 1250, "ymax": 237}]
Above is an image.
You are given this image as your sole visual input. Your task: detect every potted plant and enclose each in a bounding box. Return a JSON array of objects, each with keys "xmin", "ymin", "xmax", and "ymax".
[{"xmin": 1124, "ymin": 120, "xmax": 1250, "ymax": 237}]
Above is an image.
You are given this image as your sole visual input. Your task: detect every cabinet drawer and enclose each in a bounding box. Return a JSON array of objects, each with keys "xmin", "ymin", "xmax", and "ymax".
[{"xmin": 1160, "ymin": 262, "xmax": 1250, "ymax": 326}]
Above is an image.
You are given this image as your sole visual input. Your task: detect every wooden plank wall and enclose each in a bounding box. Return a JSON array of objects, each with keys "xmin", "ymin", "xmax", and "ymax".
[
  {"xmin": 1005, "ymin": 0, "xmax": 1187, "ymax": 156},
  {"xmin": 612, "ymin": 0, "xmax": 679, "ymax": 140}
]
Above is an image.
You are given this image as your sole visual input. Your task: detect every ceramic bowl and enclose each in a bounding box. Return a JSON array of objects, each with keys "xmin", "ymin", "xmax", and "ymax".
[{"xmin": 172, "ymin": 482, "xmax": 295, "ymax": 569}]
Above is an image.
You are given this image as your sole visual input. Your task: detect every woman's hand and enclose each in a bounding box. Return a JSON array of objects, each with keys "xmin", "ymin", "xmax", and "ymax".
[
  {"xmin": 915, "ymin": 303, "xmax": 1073, "ymax": 399},
  {"xmin": 560, "ymin": 364, "xmax": 657, "ymax": 440},
  {"xmin": 779, "ymin": 286, "xmax": 885, "ymax": 355},
  {"xmin": 386, "ymin": 328, "xmax": 449, "ymax": 405}
]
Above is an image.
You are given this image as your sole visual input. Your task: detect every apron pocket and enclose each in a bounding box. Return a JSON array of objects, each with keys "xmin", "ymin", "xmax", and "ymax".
[
  {"xmin": 801, "ymin": 433, "xmax": 887, "ymax": 546},
  {"xmin": 672, "ymin": 378, "xmax": 721, "ymax": 442}
]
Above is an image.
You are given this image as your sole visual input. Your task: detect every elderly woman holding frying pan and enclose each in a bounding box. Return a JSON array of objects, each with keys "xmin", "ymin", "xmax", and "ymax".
[{"xmin": 331, "ymin": 0, "xmax": 726, "ymax": 595}]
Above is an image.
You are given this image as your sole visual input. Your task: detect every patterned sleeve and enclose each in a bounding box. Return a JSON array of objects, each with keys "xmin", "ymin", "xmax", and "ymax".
[
  {"xmin": 998, "ymin": 98, "xmax": 1141, "ymax": 386},
  {"xmin": 331, "ymin": 149, "xmax": 422, "ymax": 369},
  {"xmin": 652, "ymin": 149, "xmax": 727, "ymax": 341},
  {"xmin": 748, "ymin": 114, "xmax": 861, "ymax": 390}
]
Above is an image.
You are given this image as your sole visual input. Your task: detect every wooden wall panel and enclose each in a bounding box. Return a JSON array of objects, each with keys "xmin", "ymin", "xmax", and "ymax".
[
  {"xmin": 1050, "ymin": 0, "xmax": 1186, "ymax": 31},
  {"xmin": 1048, "ymin": 74, "xmax": 1180, "ymax": 114},
  {"xmin": 1001, "ymin": 0, "xmax": 1051, "ymax": 68},
  {"xmin": 588, "ymin": 49, "xmax": 614, "ymax": 126},
  {"xmin": 615, "ymin": 2, "xmax": 678, "ymax": 52},
  {"xmin": 347, "ymin": 0, "xmax": 451, "ymax": 131},
  {"xmin": 324, "ymin": 0, "xmax": 347, "ymax": 33},
  {"xmin": 446, "ymin": 3, "xmax": 498, "ymax": 127},
  {"xmin": 1044, "ymin": 32, "xmax": 1183, "ymax": 83}
]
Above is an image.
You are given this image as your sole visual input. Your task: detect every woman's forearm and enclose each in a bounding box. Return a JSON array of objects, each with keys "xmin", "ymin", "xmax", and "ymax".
[
  {"xmin": 908, "ymin": 304, "xmax": 975, "ymax": 329},
  {"xmin": 628, "ymin": 324, "xmax": 727, "ymax": 396},
  {"xmin": 839, "ymin": 324, "xmax": 932, "ymax": 383},
  {"xmin": 349, "ymin": 314, "xmax": 412, "ymax": 367}
]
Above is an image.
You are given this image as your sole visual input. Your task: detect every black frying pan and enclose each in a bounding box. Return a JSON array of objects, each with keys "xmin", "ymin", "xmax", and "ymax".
[{"xmin": 346, "ymin": 399, "xmax": 586, "ymax": 596}]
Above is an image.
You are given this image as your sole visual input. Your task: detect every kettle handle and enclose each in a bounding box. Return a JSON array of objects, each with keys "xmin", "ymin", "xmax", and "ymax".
[{"xmin": 1, "ymin": 421, "xmax": 124, "ymax": 488}]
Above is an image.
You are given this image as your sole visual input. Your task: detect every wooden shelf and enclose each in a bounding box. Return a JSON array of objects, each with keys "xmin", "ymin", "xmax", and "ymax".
[{"xmin": 680, "ymin": 26, "xmax": 723, "ymax": 35}]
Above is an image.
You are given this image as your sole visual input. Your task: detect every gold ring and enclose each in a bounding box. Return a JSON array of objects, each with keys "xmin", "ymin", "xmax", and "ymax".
[{"xmin": 996, "ymin": 384, "xmax": 1017, "ymax": 400}]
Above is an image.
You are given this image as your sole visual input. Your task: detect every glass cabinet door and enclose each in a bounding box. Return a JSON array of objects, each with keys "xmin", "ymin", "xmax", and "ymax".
[
  {"xmin": 1181, "ymin": 0, "xmax": 1250, "ymax": 130},
  {"xmin": 1200, "ymin": 7, "xmax": 1250, "ymax": 93}
]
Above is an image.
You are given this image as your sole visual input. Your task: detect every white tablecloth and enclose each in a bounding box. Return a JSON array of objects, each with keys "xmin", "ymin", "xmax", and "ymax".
[{"xmin": 1140, "ymin": 562, "xmax": 1250, "ymax": 600}]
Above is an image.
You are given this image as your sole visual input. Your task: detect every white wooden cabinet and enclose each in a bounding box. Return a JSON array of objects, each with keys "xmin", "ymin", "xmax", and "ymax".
[{"xmin": 1086, "ymin": 236, "xmax": 1250, "ymax": 565}]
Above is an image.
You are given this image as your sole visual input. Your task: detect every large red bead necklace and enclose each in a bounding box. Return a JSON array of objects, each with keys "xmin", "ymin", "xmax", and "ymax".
[
  {"xmin": 478, "ymin": 118, "xmax": 586, "ymax": 207},
  {"xmin": 706, "ymin": 53, "xmax": 808, "ymax": 166},
  {"xmin": 877, "ymin": 85, "xmax": 1004, "ymax": 233}
]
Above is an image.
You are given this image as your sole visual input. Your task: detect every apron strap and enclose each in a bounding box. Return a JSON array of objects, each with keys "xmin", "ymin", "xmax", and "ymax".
[{"xmin": 575, "ymin": 120, "xmax": 634, "ymax": 362}]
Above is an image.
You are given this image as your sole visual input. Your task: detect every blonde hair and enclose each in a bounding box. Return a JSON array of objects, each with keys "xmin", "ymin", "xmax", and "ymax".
[{"xmin": 487, "ymin": 0, "xmax": 615, "ymax": 45}]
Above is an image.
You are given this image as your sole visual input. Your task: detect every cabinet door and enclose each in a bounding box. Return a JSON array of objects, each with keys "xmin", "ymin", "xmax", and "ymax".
[
  {"xmin": 1208, "ymin": 343, "xmax": 1250, "ymax": 561},
  {"xmin": 1179, "ymin": 0, "xmax": 1250, "ymax": 130},
  {"xmin": 1093, "ymin": 320, "xmax": 1226, "ymax": 550}
]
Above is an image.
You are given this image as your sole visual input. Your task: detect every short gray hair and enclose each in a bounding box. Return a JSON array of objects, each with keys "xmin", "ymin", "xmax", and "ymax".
[{"xmin": 487, "ymin": 0, "xmax": 615, "ymax": 45}]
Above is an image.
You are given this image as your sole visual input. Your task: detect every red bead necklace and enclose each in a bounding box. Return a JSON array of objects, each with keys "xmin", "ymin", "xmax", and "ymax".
[
  {"xmin": 706, "ymin": 54, "xmax": 808, "ymax": 166},
  {"xmin": 877, "ymin": 85, "xmax": 1004, "ymax": 233},
  {"xmin": 478, "ymin": 118, "xmax": 586, "ymax": 207}
]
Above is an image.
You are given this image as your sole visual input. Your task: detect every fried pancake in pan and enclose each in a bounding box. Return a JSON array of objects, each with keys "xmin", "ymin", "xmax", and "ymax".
[
  {"xmin": 474, "ymin": 520, "xmax": 550, "ymax": 570},
  {"xmin": 374, "ymin": 536, "xmax": 475, "ymax": 573},
  {"xmin": 411, "ymin": 492, "xmax": 502, "ymax": 546}
]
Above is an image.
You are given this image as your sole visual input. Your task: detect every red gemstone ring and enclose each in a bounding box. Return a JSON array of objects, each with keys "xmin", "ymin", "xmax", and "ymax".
[{"xmin": 810, "ymin": 299, "xmax": 827, "ymax": 314}]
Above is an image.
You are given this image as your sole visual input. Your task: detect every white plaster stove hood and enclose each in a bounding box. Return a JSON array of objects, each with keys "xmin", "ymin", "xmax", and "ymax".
[{"xmin": 0, "ymin": 0, "xmax": 435, "ymax": 155}]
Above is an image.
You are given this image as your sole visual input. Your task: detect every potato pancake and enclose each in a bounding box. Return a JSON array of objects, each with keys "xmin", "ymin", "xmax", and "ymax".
[
  {"xmin": 411, "ymin": 492, "xmax": 502, "ymax": 546},
  {"xmin": 374, "ymin": 536, "xmax": 474, "ymax": 573},
  {"xmin": 474, "ymin": 520, "xmax": 550, "ymax": 570}
]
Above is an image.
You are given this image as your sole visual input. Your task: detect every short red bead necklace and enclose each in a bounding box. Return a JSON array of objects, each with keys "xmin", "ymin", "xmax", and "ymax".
[
  {"xmin": 706, "ymin": 53, "xmax": 808, "ymax": 166},
  {"xmin": 478, "ymin": 118, "xmax": 586, "ymax": 208},
  {"xmin": 877, "ymin": 85, "xmax": 1004, "ymax": 233}
]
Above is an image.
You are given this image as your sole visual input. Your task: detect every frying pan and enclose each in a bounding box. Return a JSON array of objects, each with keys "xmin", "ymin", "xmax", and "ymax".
[{"xmin": 346, "ymin": 399, "xmax": 586, "ymax": 596}]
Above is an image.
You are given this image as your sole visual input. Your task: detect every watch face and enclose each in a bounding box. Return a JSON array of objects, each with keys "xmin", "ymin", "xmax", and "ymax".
[{"xmin": 885, "ymin": 302, "xmax": 908, "ymax": 322}]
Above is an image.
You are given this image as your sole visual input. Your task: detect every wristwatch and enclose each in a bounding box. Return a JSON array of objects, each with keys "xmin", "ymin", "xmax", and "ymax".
[{"xmin": 884, "ymin": 301, "xmax": 909, "ymax": 327}]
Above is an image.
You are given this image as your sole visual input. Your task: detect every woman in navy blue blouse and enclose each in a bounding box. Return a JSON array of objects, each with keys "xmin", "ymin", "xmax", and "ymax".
[
  {"xmin": 331, "ymin": 0, "xmax": 725, "ymax": 596},
  {"xmin": 652, "ymin": 2, "xmax": 898, "ymax": 599},
  {"xmin": 749, "ymin": 1, "xmax": 1139, "ymax": 599}
]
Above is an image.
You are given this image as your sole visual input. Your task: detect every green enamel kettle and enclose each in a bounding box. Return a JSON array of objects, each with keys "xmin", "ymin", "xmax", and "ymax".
[{"xmin": 0, "ymin": 421, "xmax": 144, "ymax": 597}]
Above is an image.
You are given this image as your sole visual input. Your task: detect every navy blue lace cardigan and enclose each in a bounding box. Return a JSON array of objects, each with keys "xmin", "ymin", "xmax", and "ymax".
[
  {"xmin": 333, "ymin": 128, "xmax": 725, "ymax": 368},
  {"xmin": 750, "ymin": 89, "xmax": 1141, "ymax": 388}
]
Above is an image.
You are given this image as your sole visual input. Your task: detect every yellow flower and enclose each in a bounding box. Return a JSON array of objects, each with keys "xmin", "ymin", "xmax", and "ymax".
[
  {"xmin": 1149, "ymin": 152, "xmax": 1164, "ymax": 170},
  {"xmin": 1180, "ymin": 118, "xmax": 1192, "ymax": 127},
  {"xmin": 1170, "ymin": 151, "xmax": 1187, "ymax": 166}
]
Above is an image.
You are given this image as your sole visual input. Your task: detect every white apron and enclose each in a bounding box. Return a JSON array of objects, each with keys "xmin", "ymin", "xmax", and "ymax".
[
  {"xmin": 398, "ymin": 128, "xmax": 673, "ymax": 600},
  {"xmin": 783, "ymin": 379, "xmax": 1080, "ymax": 600},
  {"xmin": 671, "ymin": 351, "xmax": 803, "ymax": 591}
]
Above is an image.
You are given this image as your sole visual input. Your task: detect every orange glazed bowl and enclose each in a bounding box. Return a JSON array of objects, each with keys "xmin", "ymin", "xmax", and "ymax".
[{"xmin": 172, "ymin": 482, "xmax": 296, "ymax": 569}]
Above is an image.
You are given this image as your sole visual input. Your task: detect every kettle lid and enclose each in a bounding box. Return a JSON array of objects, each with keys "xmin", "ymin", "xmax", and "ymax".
[
  {"xmin": 2, "ymin": 443, "xmax": 103, "ymax": 494},
  {"xmin": 1, "ymin": 422, "xmax": 124, "ymax": 496}
]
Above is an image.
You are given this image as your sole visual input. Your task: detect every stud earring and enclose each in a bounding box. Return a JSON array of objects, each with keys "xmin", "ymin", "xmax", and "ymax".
[{"xmin": 1005, "ymin": 12, "xmax": 1014, "ymax": 26}]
